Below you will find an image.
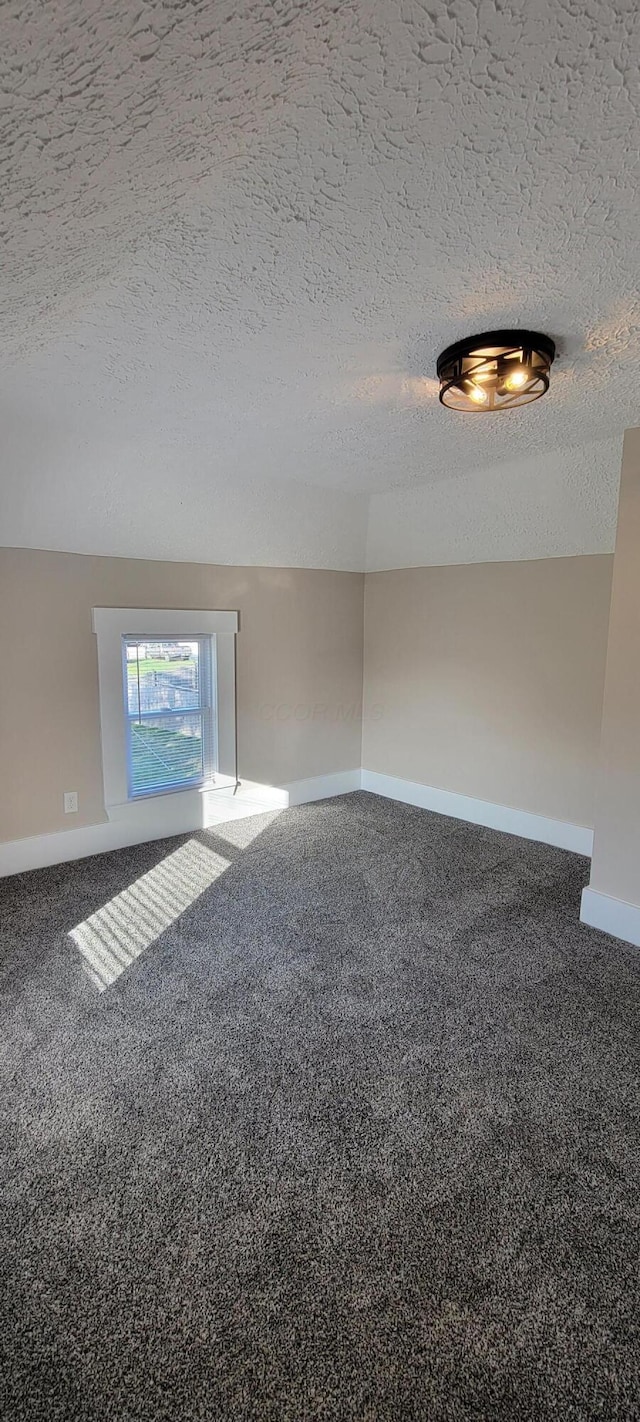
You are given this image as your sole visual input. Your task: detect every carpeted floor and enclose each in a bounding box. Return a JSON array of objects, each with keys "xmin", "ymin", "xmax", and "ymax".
[{"xmin": 1, "ymin": 791, "xmax": 639, "ymax": 1421}]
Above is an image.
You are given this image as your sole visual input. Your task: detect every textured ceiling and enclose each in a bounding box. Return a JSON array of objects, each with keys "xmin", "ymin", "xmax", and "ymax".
[{"xmin": 1, "ymin": 0, "xmax": 639, "ymax": 567}]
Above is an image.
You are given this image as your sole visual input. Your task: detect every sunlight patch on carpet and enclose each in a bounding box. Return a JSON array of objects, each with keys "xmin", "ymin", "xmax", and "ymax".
[{"xmin": 69, "ymin": 838, "xmax": 230, "ymax": 990}]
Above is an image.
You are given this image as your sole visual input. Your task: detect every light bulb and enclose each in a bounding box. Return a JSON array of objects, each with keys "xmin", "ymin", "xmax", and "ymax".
[
  {"xmin": 468, "ymin": 383, "xmax": 488, "ymax": 404},
  {"xmin": 505, "ymin": 367, "xmax": 529, "ymax": 390}
]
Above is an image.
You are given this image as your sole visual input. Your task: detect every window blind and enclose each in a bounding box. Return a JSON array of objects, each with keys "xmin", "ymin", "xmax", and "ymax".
[{"xmin": 123, "ymin": 637, "xmax": 214, "ymax": 798}]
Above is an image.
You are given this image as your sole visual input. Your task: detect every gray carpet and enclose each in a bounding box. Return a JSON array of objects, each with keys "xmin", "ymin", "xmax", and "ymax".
[{"xmin": 1, "ymin": 790, "xmax": 639, "ymax": 1421}]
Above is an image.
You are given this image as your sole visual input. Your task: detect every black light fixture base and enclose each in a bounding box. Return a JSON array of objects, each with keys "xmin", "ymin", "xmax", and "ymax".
[{"xmin": 437, "ymin": 330, "xmax": 556, "ymax": 412}]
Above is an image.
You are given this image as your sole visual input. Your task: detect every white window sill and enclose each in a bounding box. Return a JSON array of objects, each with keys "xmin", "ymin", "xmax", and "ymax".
[{"xmin": 106, "ymin": 775, "xmax": 239, "ymax": 820}]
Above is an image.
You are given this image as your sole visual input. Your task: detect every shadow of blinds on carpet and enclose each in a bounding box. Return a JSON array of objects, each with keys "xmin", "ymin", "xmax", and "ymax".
[
  {"xmin": 69, "ymin": 838, "xmax": 230, "ymax": 990},
  {"xmin": 68, "ymin": 808, "xmax": 284, "ymax": 990}
]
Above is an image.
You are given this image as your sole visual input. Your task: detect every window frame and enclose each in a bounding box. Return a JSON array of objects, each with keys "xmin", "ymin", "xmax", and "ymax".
[{"xmin": 92, "ymin": 608, "xmax": 238, "ymax": 815}]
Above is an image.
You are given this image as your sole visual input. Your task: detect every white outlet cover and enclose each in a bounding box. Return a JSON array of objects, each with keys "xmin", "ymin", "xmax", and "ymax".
[{"xmin": 64, "ymin": 792, "xmax": 78, "ymax": 814}]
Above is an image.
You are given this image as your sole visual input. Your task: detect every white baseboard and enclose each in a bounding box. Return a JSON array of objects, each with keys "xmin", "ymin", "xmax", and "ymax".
[
  {"xmin": 218, "ymin": 769, "xmax": 361, "ymax": 810},
  {"xmin": 284, "ymin": 769, "xmax": 362, "ymax": 806},
  {"xmin": 0, "ymin": 765, "xmax": 593, "ymax": 877},
  {"xmin": 0, "ymin": 771, "xmax": 362, "ymax": 878},
  {"xmin": 580, "ymin": 886, "xmax": 640, "ymax": 948},
  {"xmin": 360, "ymin": 770, "xmax": 593, "ymax": 855},
  {"xmin": 230, "ymin": 779, "xmax": 290, "ymax": 808},
  {"xmin": 0, "ymin": 793, "xmax": 273, "ymax": 878}
]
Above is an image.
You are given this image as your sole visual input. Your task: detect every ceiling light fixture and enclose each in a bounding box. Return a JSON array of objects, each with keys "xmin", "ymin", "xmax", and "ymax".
[{"xmin": 437, "ymin": 330, "xmax": 556, "ymax": 412}]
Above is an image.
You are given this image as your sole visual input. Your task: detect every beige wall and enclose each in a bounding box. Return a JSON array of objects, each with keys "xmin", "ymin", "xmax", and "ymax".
[
  {"xmin": 362, "ymin": 556, "xmax": 613, "ymax": 828},
  {"xmin": 0, "ymin": 545, "xmax": 618, "ymax": 848},
  {"xmin": 589, "ymin": 428, "xmax": 640, "ymax": 903},
  {"xmin": 0, "ymin": 549, "xmax": 364, "ymax": 843}
]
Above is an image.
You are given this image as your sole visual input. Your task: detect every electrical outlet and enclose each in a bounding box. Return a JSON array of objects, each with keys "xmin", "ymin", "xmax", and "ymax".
[{"xmin": 64, "ymin": 791, "xmax": 78, "ymax": 814}]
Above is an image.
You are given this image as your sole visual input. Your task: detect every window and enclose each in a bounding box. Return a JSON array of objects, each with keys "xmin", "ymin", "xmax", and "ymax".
[
  {"xmin": 123, "ymin": 637, "xmax": 214, "ymax": 798},
  {"xmin": 92, "ymin": 608, "xmax": 238, "ymax": 819}
]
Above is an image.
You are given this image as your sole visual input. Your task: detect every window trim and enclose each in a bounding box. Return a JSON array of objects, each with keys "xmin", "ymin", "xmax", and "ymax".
[{"xmin": 92, "ymin": 608, "xmax": 238, "ymax": 815}]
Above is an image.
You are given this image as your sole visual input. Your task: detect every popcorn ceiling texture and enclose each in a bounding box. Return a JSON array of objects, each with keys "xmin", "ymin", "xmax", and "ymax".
[{"xmin": 0, "ymin": 0, "xmax": 638, "ymax": 569}]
